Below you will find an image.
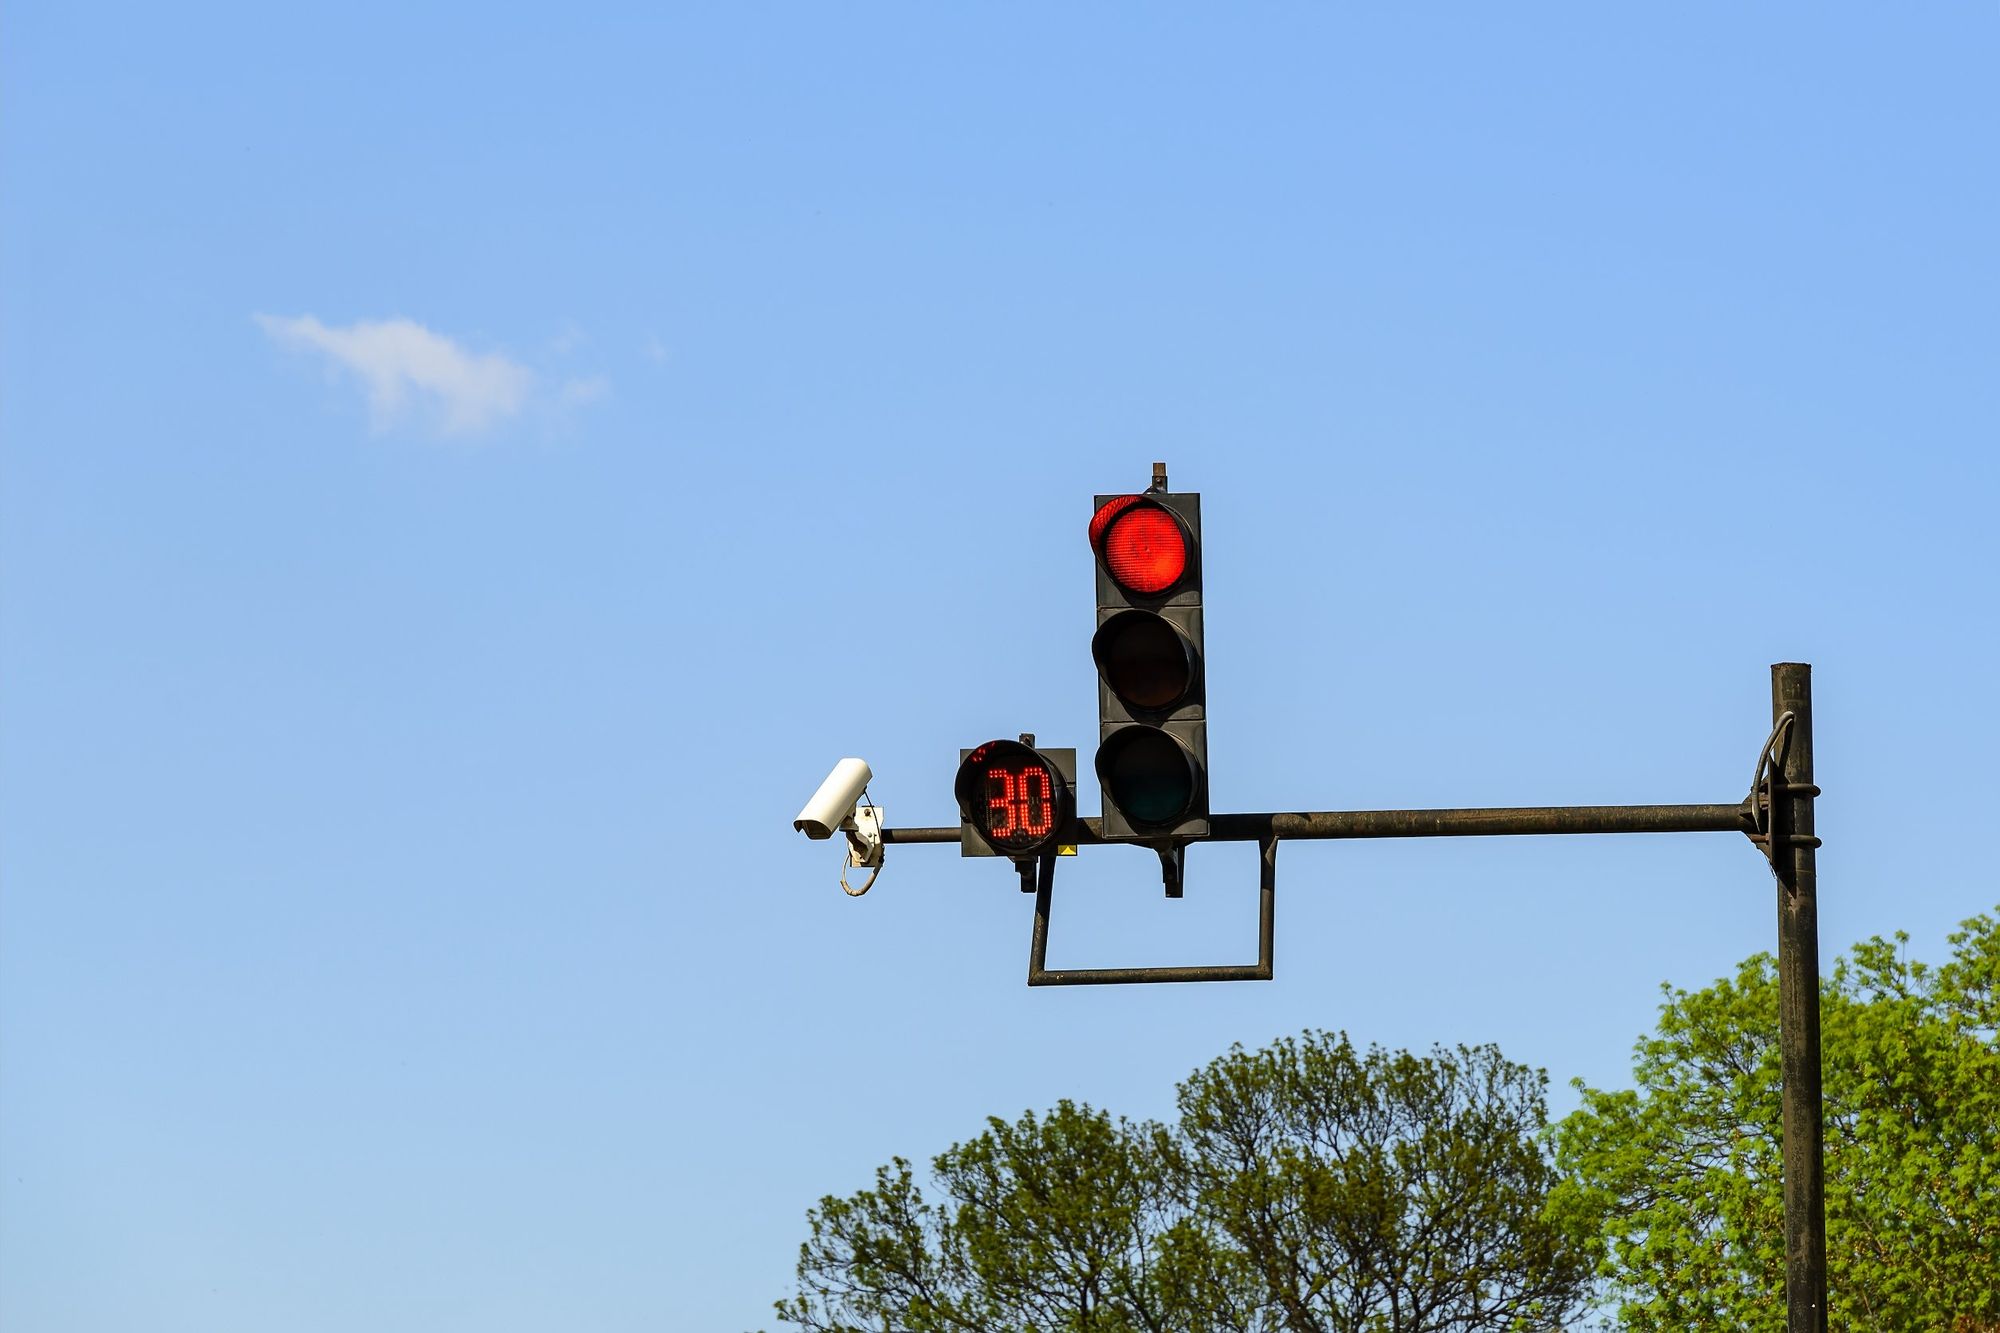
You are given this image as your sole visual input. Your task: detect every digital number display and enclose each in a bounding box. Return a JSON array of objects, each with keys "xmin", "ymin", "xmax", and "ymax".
[
  {"xmin": 955, "ymin": 740, "xmax": 1072, "ymax": 856},
  {"xmin": 981, "ymin": 761, "xmax": 1056, "ymax": 847}
]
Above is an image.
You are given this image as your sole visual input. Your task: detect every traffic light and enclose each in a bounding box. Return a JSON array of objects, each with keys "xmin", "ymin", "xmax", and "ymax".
[
  {"xmin": 1089, "ymin": 485, "xmax": 1208, "ymax": 841},
  {"xmin": 954, "ymin": 739, "xmax": 1076, "ymax": 858}
]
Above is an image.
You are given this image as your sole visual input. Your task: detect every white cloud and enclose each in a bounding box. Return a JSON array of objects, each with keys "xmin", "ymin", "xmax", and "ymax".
[
  {"xmin": 256, "ymin": 314, "xmax": 536, "ymax": 436},
  {"xmin": 559, "ymin": 375, "xmax": 610, "ymax": 406}
]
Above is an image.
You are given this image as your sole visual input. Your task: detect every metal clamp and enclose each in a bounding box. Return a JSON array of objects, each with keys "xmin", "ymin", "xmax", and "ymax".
[
  {"xmin": 840, "ymin": 803, "xmax": 885, "ymax": 896},
  {"xmin": 1747, "ymin": 711, "xmax": 1822, "ymax": 862}
]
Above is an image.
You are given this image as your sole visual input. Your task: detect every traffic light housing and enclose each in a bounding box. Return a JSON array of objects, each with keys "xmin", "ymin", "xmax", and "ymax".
[
  {"xmin": 955, "ymin": 740, "xmax": 1077, "ymax": 858},
  {"xmin": 1089, "ymin": 488, "xmax": 1209, "ymax": 841}
]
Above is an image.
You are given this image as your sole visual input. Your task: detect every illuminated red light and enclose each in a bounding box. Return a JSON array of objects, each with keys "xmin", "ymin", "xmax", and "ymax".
[
  {"xmin": 1089, "ymin": 495, "xmax": 1142, "ymax": 548},
  {"xmin": 1100, "ymin": 505, "xmax": 1187, "ymax": 595}
]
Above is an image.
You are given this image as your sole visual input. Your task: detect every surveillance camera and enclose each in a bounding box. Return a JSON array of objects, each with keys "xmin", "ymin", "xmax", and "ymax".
[{"xmin": 794, "ymin": 758, "xmax": 873, "ymax": 840}]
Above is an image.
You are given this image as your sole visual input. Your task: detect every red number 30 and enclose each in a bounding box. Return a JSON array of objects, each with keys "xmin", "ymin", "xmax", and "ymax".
[{"xmin": 986, "ymin": 765, "xmax": 1055, "ymax": 842}]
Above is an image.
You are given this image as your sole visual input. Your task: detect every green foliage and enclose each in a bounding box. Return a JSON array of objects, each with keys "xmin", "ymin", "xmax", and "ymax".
[
  {"xmin": 766, "ymin": 1035, "xmax": 1596, "ymax": 1333},
  {"xmin": 770, "ymin": 1101, "xmax": 1231, "ymax": 1333},
  {"xmin": 1176, "ymin": 1034, "xmax": 1599, "ymax": 1333},
  {"xmin": 1555, "ymin": 908, "xmax": 2000, "ymax": 1332}
]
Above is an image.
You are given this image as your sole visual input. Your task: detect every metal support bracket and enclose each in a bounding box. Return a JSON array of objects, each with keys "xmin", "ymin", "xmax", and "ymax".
[
  {"xmin": 839, "ymin": 803, "xmax": 884, "ymax": 897},
  {"xmin": 1027, "ymin": 836, "xmax": 1276, "ymax": 985},
  {"xmin": 1747, "ymin": 711, "xmax": 1824, "ymax": 865}
]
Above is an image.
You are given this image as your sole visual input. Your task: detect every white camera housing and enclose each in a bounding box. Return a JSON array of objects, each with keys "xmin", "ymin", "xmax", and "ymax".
[{"xmin": 794, "ymin": 758, "xmax": 873, "ymax": 840}]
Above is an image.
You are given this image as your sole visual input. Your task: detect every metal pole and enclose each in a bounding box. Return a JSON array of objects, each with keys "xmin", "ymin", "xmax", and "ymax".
[{"xmin": 1772, "ymin": 662, "xmax": 1826, "ymax": 1332}]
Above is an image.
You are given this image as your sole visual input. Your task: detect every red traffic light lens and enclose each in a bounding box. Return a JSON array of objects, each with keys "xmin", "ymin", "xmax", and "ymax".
[
  {"xmin": 1092, "ymin": 610, "xmax": 1195, "ymax": 710},
  {"xmin": 1092, "ymin": 501, "xmax": 1188, "ymax": 595},
  {"xmin": 1095, "ymin": 727, "xmax": 1198, "ymax": 828},
  {"xmin": 1088, "ymin": 494, "xmax": 1142, "ymax": 548},
  {"xmin": 954, "ymin": 740, "xmax": 1069, "ymax": 856}
]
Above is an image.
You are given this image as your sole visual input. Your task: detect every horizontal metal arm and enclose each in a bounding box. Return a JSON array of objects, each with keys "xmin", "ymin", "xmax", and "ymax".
[{"xmin": 882, "ymin": 800, "xmax": 1755, "ymax": 846}]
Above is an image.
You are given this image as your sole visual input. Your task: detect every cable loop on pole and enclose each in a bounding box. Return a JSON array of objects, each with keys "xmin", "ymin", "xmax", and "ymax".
[{"xmin": 839, "ymin": 795, "xmax": 884, "ymax": 895}]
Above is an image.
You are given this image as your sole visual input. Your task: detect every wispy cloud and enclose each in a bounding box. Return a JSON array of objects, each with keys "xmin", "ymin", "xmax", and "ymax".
[
  {"xmin": 559, "ymin": 375, "xmax": 610, "ymax": 407},
  {"xmin": 256, "ymin": 314, "xmax": 538, "ymax": 436}
]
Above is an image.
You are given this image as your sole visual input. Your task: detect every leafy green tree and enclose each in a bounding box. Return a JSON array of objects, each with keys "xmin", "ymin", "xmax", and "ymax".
[
  {"xmin": 1175, "ymin": 1033, "xmax": 1600, "ymax": 1333},
  {"xmin": 1556, "ymin": 908, "xmax": 2000, "ymax": 1332},
  {"xmin": 769, "ymin": 1100, "xmax": 1238, "ymax": 1332},
  {"xmin": 766, "ymin": 1034, "xmax": 1599, "ymax": 1333}
]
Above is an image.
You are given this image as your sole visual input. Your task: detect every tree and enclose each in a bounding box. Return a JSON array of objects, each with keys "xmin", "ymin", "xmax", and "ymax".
[
  {"xmin": 1555, "ymin": 908, "xmax": 2000, "ymax": 1332},
  {"xmin": 1174, "ymin": 1034, "xmax": 1599, "ymax": 1333},
  {"xmin": 769, "ymin": 1100, "xmax": 1238, "ymax": 1333},
  {"xmin": 765, "ymin": 1034, "xmax": 1600, "ymax": 1333}
]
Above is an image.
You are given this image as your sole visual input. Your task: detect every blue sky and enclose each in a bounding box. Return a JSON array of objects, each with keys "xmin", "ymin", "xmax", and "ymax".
[{"xmin": 3, "ymin": 6, "xmax": 1995, "ymax": 1330}]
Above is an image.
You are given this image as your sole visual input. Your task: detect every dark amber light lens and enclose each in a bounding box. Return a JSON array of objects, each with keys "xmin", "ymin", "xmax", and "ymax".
[
  {"xmin": 1092, "ymin": 610, "xmax": 1193, "ymax": 710},
  {"xmin": 1097, "ymin": 727, "xmax": 1196, "ymax": 827},
  {"xmin": 1101, "ymin": 507, "xmax": 1187, "ymax": 594}
]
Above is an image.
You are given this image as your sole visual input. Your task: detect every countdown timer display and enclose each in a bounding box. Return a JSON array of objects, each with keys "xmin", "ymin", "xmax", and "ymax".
[{"xmin": 954, "ymin": 740, "xmax": 1073, "ymax": 856}]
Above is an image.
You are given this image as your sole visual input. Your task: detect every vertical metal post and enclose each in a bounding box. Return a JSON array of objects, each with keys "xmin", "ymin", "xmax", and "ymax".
[{"xmin": 1772, "ymin": 663, "xmax": 1826, "ymax": 1333}]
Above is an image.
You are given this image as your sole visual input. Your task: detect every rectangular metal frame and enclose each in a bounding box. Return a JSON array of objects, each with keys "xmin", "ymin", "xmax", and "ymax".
[{"xmin": 1026, "ymin": 837, "xmax": 1275, "ymax": 985}]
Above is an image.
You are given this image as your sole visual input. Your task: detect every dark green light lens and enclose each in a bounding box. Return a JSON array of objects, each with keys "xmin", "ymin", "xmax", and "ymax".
[{"xmin": 1098, "ymin": 727, "xmax": 1195, "ymax": 826}]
